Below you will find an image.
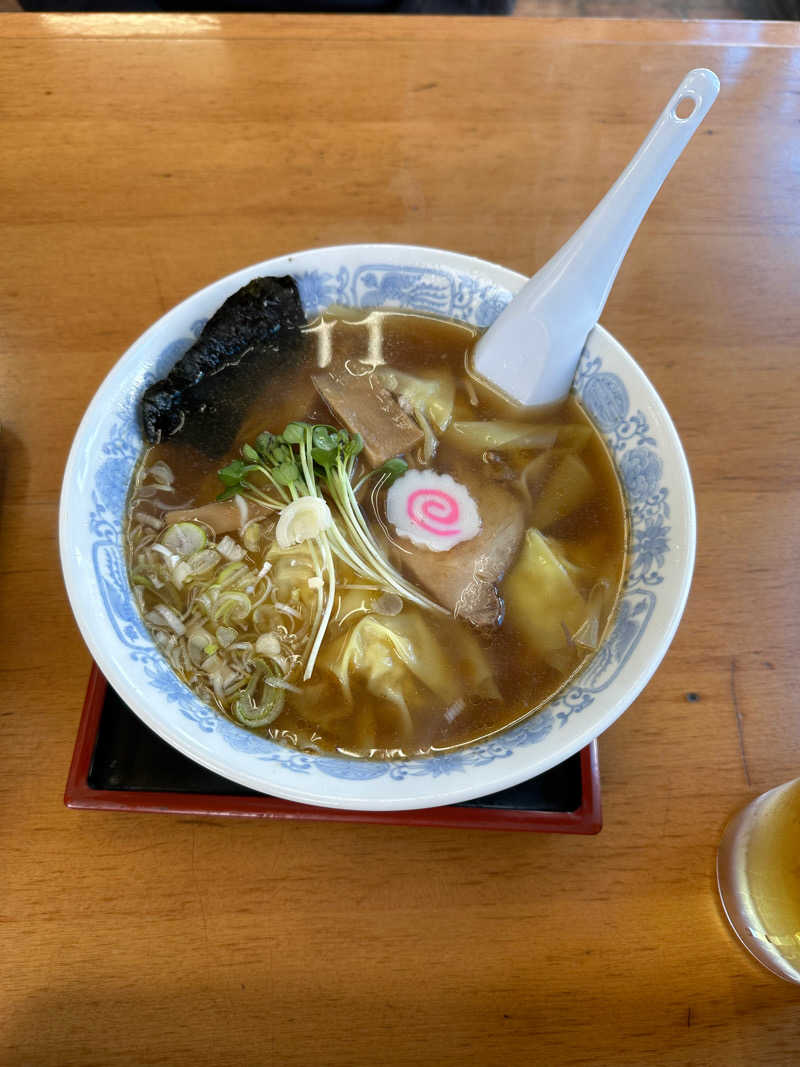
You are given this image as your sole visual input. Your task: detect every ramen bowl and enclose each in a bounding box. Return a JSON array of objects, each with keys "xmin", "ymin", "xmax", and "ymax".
[{"xmin": 60, "ymin": 244, "xmax": 695, "ymax": 811}]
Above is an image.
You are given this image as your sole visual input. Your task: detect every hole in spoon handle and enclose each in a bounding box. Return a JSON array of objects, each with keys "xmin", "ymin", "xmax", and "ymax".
[
  {"xmin": 674, "ymin": 96, "xmax": 696, "ymax": 121},
  {"xmin": 668, "ymin": 68, "xmax": 720, "ymax": 128}
]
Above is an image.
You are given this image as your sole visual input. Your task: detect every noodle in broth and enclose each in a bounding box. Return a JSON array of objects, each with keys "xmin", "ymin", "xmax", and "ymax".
[{"xmin": 127, "ymin": 305, "xmax": 628, "ymax": 759}]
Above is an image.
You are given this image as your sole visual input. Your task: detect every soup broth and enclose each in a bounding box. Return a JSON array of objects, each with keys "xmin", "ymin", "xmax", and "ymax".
[{"xmin": 127, "ymin": 305, "xmax": 628, "ymax": 759}]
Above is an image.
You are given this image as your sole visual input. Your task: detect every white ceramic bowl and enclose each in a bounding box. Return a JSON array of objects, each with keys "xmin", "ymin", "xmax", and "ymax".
[{"xmin": 60, "ymin": 244, "xmax": 695, "ymax": 811}]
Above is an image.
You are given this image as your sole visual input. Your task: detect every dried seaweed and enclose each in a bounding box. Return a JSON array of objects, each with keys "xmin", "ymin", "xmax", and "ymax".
[{"xmin": 141, "ymin": 275, "xmax": 306, "ymax": 455}]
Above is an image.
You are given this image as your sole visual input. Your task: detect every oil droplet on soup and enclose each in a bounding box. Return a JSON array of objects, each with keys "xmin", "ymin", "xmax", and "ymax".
[{"xmin": 127, "ymin": 306, "xmax": 628, "ymax": 760}]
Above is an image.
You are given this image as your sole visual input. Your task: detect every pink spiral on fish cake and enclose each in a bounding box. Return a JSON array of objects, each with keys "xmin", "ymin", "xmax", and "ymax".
[
  {"xmin": 406, "ymin": 488, "xmax": 461, "ymax": 536},
  {"xmin": 386, "ymin": 469, "xmax": 481, "ymax": 552}
]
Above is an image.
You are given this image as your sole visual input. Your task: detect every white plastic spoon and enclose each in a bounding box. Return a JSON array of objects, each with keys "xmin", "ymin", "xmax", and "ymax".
[{"xmin": 472, "ymin": 68, "xmax": 720, "ymax": 408}]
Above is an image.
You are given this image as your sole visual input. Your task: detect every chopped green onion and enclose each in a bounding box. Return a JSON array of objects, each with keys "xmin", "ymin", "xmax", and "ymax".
[
  {"xmin": 161, "ymin": 522, "xmax": 207, "ymax": 557},
  {"xmin": 212, "ymin": 592, "xmax": 252, "ymax": 623}
]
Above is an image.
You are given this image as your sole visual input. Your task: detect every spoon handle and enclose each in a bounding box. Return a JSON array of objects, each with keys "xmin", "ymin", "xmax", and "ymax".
[{"xmin": 473, "ymin": 68, "xmax": 720, "ymax": 407}]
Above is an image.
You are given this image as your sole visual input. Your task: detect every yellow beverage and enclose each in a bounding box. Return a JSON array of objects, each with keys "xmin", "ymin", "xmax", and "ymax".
[{"xmin": 717, "ymin": 778, "xmax": 800, "ymax": 983}]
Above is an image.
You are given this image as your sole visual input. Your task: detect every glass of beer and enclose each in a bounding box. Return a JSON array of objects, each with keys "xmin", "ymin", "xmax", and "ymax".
[{"xmin": 717, "ymin": 778, "xmax": 800, "ymax": 983}]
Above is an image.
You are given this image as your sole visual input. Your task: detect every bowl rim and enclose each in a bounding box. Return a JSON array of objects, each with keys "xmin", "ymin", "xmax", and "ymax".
[{"xmin": 60, "ymin": 242, "xmax": 696, "ymax": 810}]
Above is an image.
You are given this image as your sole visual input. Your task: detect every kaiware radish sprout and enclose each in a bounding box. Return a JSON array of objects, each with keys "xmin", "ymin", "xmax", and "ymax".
[{"xmin": 216, "ymin": 422, "xmax": 445, "ymax": 680}]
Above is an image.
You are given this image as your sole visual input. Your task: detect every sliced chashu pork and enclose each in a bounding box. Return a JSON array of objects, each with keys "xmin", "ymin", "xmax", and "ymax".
[
  {"xmin": 393, "ymin": 474, "xmax": 525, "ymax": 628},
  {"xmin": 312, "ymin": 368, "xmax": 423, "ymax": 467}
]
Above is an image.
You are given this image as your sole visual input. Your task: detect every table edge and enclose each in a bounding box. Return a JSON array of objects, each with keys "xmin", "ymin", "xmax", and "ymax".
[{"xmin": 1, "ymin": 13, "xmax": 799, "ymax": 48}]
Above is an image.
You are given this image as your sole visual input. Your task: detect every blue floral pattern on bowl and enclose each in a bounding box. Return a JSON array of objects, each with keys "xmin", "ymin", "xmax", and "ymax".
[{"xmin": 85, "ymin": 257, "xmax": 673, "ymax": 782}]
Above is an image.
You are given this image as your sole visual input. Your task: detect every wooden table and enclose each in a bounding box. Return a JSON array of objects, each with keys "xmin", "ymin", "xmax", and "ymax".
[{"xmin": 2, "ymin": 13, "xmax": 799, "ymax": 1065}]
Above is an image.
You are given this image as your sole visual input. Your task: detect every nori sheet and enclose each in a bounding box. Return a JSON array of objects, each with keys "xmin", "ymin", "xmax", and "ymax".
[{"xmin": 141, "ymin": 275, "xmax": 306, "ymax": 455}]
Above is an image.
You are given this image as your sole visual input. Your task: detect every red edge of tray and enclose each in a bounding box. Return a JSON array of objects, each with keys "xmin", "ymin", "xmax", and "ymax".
[{"xmin": 65, "ymin": 664, "xmax": 602, "ymax": 834}]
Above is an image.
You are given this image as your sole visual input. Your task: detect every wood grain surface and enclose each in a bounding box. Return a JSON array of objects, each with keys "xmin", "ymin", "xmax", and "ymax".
[{"xmin": 1, "ymin": 14, "xmax": 799, "ymax": 1066}]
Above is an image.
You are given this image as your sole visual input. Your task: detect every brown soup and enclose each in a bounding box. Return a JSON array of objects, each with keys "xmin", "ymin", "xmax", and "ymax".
[{"xmin": 127, "ymin": 307, "xmax": 628, "ymax": 759}]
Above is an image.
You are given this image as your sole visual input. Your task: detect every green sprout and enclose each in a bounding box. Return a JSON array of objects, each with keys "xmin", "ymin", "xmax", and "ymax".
[{"xmin": 216, "ymin": 422, "xmax": 443, "ymax": 681}]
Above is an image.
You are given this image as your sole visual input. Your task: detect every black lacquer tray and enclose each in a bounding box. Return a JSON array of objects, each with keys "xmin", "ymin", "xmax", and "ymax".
[{"xmin": 66, "ymin": 666, "xmax": 602, "ymax": 833}]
